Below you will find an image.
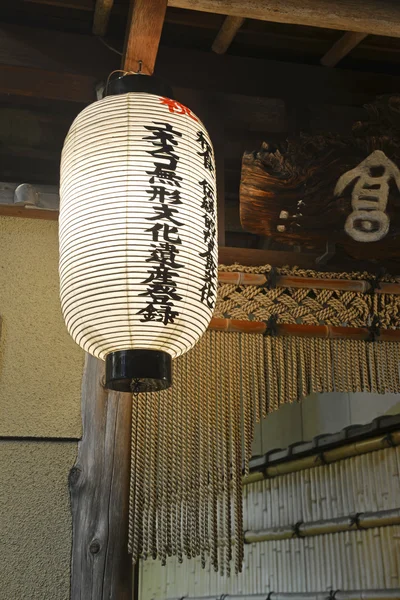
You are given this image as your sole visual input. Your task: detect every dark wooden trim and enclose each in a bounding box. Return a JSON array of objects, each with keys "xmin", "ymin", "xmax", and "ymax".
[
  {"xmin": 69, "ymin": 355, "xmax": 132, "ymax": 599},
  {"xmin": 218, "ymin": 246, "xmax": 320, "ymax": 268},
  {"xmin": 0, "ymin": 205, "xmax": 58, "ymax": 220}
]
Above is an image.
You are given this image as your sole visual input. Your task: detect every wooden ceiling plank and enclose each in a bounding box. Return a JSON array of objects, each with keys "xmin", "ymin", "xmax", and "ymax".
[
  {"xmin": 212, "ymin": 15, "xmax": 245, "ymax": 54},
  {"xmin": 0, "ymin": 64, "xmax": 97, "ymax": 103},
  {"xmin": 93, "ymin": 0, "xmax": 115, "ymax": 36},
  {"xmin": 169, "ymin": 0, "xmax": 400, "ymax": 38},
  {"xmin": 122, "ymin": 0, "xmax": 168, "ymax": 74},
  {"xmin": 24, "ymin": 0, "xmax": 94, "ymax": 9},
  {"xmin": 321, "ymin": 32, "xmax": 369, "ymax": 67}
]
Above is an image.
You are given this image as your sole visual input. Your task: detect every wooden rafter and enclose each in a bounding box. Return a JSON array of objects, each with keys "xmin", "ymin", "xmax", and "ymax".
[
  {"xmin": 169, "ymin": 0, "xmax": 400, "ymax": 38},
  {"xmin": 93, "ymin": 0, "xmax": 115, "ymax": 37},
  {"xmin": 212, "ymin": 16, "xmax": 245, "ymax": 54},
  {"xmin": 321, "ymin": 32, "xmax": 368, "ymax": 67},
  {"xmin": 122, "ymin": 0, "xmax": 168, "ymax": 74}
]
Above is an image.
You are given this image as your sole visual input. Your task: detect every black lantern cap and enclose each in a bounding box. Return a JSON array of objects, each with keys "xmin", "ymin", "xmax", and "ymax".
[
  {"xmin": 105, "ymin": 349, "xmax": 172, "ymax": 393},
  {"xmin": 105, "ymin": 73, "xmax": 174, "ymax": 99}
]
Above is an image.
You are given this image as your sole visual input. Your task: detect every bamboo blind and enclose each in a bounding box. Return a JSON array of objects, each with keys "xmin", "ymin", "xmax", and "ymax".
[{"xmin": 140, "ymin": 444, "xmax": 400, "ymax": 598}]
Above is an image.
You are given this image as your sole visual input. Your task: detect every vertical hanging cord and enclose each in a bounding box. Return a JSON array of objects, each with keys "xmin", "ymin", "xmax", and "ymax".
[
  {"xmin": 164, "ymin": 386, "xmax": 174, "ymax": 558},
  {"xmin": 222, "ymin": 330, "xmax": 232, "ymax": 574},
  {"xmin": 284, "ymin": 336, "xmax": 295, "ymax": 403},
  {"xmin": 132, "ymin": 391, "xmax": 146, "ymax": 563},
  {"xmin": 241, "ymin": 334, "xmax": 251, "ymax": 476},
  {"xmin": 242, "ymin": 334, "xmax": 254, "ymax": 469},
  {"xmin": 197, "ymin": 335, "xmax": 208, "ymax": 567},
  {"xmin": 209, "ymin": 331, "xmax": 219, "ymax": 572},
  {"xmin": 142, "ymin": 395, "xmax": 151, "ymax": 560},
  {"xmin": 201, "ymin": 335, "xmax": 210, "ymax": 560},
  {"xmin": 149, "ymin": 393, "xmax": 159, "ymax": 560},
  {"xmin": 187, "ymin": 348, "xmax": 201, "ymax": 557},
  {"xmin": 359, "ymin": 339, "xmax": 370, "ymax": 392},
  {"xmin": 128, "ymin": 395, "xmax": 139, "ymax": 555},
  {"xmin": 185, "ymin": 351, "xmax": 196, "ymax": 558},
  {"xmin": 230, "ymin": 332, "xmax": 244, "ymax": 574},
  {"xmin": 170, "ymin": 368, "xmax": 178, "ymax": 559},
  {"xmin": 350, "ymin": 339, "xmax": 361, "ymax": 393},
  {"xmin": 176, "ymin": 356, "xmax": 185, "ymax": 563},
  {"xmin": 215, "ymin": 331, "xmax": 226, "ymax": 573},
  {"xmin": 250, "ymin": 333, "xmax": 261, "ymax": 422},
  {"xmin": 257, "ymin": 332, "xmax": 267, "ymax": 419},
  {"xmin": 182, "ymin": 353, "xmax": 191, "ymax": 560}
]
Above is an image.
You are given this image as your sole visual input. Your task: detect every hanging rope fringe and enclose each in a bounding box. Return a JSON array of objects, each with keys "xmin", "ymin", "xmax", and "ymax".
[
  {"xmin": 128, "ymin": 332, "xmax": 400, "ymax": 573},
  {"xmin": 128, "ymin": 264, "xmax": 400, "ymax": 574}
]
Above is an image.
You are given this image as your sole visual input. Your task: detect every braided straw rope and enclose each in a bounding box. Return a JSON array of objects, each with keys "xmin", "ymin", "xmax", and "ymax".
[
  {"xmin": 127, "ymin": 263, "xmax": 400, "ymax": 575},
  {"xmin": 216, "ymin": 264, "xmax": 400, "ymax": 329}
]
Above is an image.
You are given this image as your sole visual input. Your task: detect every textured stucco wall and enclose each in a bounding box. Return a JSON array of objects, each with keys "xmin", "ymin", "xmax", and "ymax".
[
  {"xmin": 0, "ymin": 216, "xmax": 84, "ymax": 437},
  {"xmin": 0, "ymin": 439, "xmax": 77, "ymax": 600}
]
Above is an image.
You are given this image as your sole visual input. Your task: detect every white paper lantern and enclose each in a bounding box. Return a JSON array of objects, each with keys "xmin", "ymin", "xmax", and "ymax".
[{"xmin": 59, "ymin": 75, "xmax": 217, "ymax": 392}]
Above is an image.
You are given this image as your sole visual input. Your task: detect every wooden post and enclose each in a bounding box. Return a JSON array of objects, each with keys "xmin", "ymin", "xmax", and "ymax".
[
  {"xmin": 122, "ymin": 0, "xmax": 168, "ymax": 73},
  {"xmin": 69, "ymin": 355, "xmax": 133, "ymax": 599}
]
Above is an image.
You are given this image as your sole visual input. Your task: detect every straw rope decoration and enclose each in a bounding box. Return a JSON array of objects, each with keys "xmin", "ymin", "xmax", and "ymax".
[{"xmin": 128, "ymin": 263, "xmax": 400, "ymax": 574}]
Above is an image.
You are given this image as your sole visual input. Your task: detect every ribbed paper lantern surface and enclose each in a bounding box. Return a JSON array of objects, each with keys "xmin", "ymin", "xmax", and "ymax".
[{"xmin": 59, "ymin": 76, "xmax": 217, "ymax": 392}]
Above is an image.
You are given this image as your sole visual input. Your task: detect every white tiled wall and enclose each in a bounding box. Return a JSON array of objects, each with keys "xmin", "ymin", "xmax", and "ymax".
[{"xmin": 253, "ymin": 392, "xmax": 400, "ymax": 455}]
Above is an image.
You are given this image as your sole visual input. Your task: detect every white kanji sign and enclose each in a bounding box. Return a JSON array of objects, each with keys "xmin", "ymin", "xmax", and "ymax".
[{"xmin": 334, "ymin": 150, "xmax": 400, "ymax": 242}]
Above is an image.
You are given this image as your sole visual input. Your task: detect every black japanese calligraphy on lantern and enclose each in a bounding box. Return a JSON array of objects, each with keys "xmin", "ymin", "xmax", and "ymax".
[
  {"xmin": 195, "ymin": 131, "xmax": 217, "ymax": 308},
  {"xmin": 196, "ymin": 131, "xmax": 215, "ymax": 173},
  {"xmin": 196, "ymin": 128, "xmax": 217, "ymax": 309},
  {"xmin": 198, "ymin": 179, "xmax": 217, "ymax": 308},
  {"xmin": 137, "ymin": 122, "xmax": 185, "ymax": 325}
]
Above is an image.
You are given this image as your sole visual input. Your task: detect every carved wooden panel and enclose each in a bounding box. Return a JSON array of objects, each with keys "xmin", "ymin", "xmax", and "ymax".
[{"xmin": 240, "ymin": 96, "xmax": 400, "ymax": 263}]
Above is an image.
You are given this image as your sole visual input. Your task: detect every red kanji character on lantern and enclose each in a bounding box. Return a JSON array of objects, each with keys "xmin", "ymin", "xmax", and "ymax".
[{"xmin": 160, "ymin": 97, "xmax": 198, "ymax": 121}]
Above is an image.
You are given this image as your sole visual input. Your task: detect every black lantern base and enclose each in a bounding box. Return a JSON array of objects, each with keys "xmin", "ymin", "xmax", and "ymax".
[
  {"xmin": 105, "ymin": 349, "xmax": 172, "ymax": 393},
  {"xmin": 105, "ymin": 73, "xmax": 174, "ymax": 99}
]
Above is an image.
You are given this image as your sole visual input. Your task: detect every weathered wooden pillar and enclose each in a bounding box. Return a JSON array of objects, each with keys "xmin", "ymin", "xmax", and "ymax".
[{"xmin": 69, "ymin": 355, "xmax": 133, "ymax": 599}]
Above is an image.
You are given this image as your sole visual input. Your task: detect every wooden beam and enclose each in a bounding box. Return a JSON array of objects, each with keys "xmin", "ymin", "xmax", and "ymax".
[
  {"xmin": 1, "ymin": 25, "xmax": 400, "ymax": 106},
  {"xmin": 93, "ymin": 0, "xmax": 115, "ymax": 37},
  {"xmin": 169, "ymin": 0, "xmax": 400, "ymax": 38},
  {"xmin": 211, "ymin": 16, "xmax": 245, "ymax": 54},
  {"xmin": 321, "ymin": 32, "xmax": 368, "ymax": 67},
  {"xmin": 25, "ymin": 0, "xmax": 94, "ymax": 9},
  {"xmin": 69, "ymin": 355, "xmax": 132, "ymax": 599},
  {"xmin": 0, "ymin": 64, "xmax": 97, "ymax": 103},
  {"xmin": 156, "ymin": 46, "xmax": 400, "ymax": 106},
  {"xmin": 122, "ymin": 0, "xmax": 168, "ymax": 74},
  {"xmin": 209, "ymin": 318, "xmax": 400, "ymax": 341}
]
